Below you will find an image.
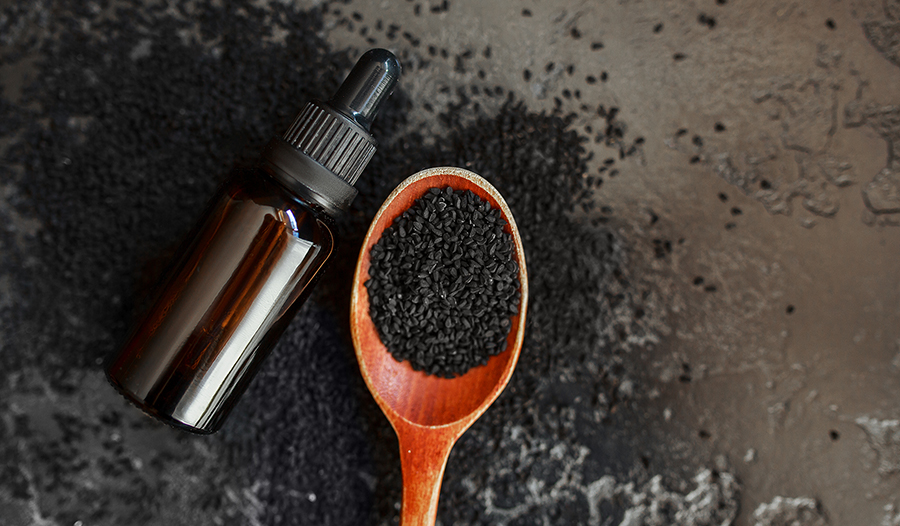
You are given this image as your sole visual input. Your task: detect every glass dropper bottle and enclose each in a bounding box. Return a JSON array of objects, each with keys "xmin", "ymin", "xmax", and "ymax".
[{"xmin": 107, "ymin": 49, "xmax": 401, "ymax": 434}]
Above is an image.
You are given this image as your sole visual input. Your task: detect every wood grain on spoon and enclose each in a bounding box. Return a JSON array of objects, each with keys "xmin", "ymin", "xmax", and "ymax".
[{"xmin": 350, "ymin": 166, "xmax": 528, "ymax": 526}]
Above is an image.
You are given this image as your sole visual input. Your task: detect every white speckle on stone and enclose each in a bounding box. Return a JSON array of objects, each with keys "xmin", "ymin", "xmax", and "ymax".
[
  {"xmin": 550, "ymin": 443, "xmax": 566, "ymax": 460},
  {"xmin": 752, "ymin": 496, "xmax": 826, "ymax": 526},
  {"xmin": 129, "ymin": 38, "xmax": 152, "ymax": 61},
  {"xmin": 618, "ymin": 379, "xmax": 634, "ymax": 399},
  {"xmin": 744, "ymin": 448, "xmax": 757, "ymax": 463},
  {"xmin": 883, "ymin": 504, "xmax": 900, "ymax": 526},
  {"xmin": 856, "ymin": 416, "xmax": 900, "ymax": 476}
]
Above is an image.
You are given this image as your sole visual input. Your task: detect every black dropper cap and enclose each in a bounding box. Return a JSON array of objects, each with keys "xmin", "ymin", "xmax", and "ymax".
[
  {"xmin": 328, "ymin": 48, "xmax": 401, "ymax": 132},
  {"xmin": 263, "ymin": 49, "xmax": 401, "ymax": 216}
]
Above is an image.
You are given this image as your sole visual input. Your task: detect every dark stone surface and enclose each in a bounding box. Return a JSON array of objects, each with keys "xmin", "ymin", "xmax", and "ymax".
[{"xmin": 3, "ymin": 0, "xmax": 899, "ymax": 525}]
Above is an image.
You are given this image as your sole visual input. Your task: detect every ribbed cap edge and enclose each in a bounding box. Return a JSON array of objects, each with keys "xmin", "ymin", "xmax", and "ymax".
[{"xmin": 282, "ymin": 102, "xmax": 376, "ymax": 186}]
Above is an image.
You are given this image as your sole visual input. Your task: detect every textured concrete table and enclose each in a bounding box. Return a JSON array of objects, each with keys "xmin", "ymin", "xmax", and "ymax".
[{"xmin": 1, "ymin": 1, "xmax": 898, "ymax": 525}]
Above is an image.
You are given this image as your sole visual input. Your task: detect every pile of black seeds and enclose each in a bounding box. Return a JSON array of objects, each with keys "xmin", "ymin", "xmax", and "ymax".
[{"xmin": 365, "ymin": 187, "xmax": 520, "ymax": 378}]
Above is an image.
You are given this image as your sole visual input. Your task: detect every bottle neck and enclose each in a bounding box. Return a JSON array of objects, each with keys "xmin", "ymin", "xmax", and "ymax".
[{"xmin": 260, "ymin": 137, "xmax": 359, "ymax": 219}]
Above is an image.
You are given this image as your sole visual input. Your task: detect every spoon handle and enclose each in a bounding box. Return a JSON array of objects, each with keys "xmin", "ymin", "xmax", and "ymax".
[{"xmin": 397, "ymin": 424, "xmax": 460, "ymax": 526}]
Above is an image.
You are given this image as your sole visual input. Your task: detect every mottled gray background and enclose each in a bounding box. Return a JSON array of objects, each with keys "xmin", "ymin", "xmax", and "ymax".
[{"xmin": 1, "ymin": 1, "xmax": 899, "ymax": 525}]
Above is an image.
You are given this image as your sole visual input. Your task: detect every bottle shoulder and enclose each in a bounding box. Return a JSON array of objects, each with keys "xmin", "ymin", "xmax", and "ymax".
[{"xmin": 221, "ymin": 170, "xmax": 335, "ymax": 246}]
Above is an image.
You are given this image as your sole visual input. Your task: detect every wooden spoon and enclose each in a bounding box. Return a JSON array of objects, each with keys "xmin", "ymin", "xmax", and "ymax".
[{"xmin": 350, "ymin": 166, "xmax": 528, "ymax": 526}]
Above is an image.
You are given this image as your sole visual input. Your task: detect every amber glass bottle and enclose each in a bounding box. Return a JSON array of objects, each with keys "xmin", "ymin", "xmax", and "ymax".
[{"xmin": 107, "ymin": 49, "xmax": 401, "ymax": 433}]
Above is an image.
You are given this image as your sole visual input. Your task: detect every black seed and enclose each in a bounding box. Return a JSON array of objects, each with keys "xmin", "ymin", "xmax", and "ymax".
[
  {"xmin": 653, "ymin": 22, "xmax": 664, "ymax": 33},
  {"xmin": 825, "ymin": 18, "xmax": 835, "ymax": 29},
  {"xmin": 698, "ymin": 13, "xmax": 716, "ymax": 28}
]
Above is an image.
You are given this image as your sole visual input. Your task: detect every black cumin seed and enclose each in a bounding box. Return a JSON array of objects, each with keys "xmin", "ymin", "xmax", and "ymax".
[{"xmin": 698, "ymin": 13, "xmax": 716, "ymax": 28}]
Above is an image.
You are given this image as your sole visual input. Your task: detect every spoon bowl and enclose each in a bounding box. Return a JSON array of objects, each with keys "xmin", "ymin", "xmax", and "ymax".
[{"xmin": 350, "ymin": 166, "xmax": 528, "ymax": 526}]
